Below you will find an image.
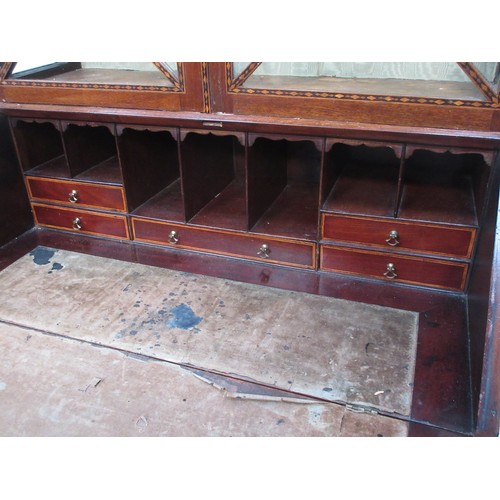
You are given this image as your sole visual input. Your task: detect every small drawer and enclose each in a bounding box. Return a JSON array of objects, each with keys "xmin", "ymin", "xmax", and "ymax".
[
  {"xmin": 33, "ymin": 203, "xmax": 130, "ymax": 240},
  {"xmin": 322, "ymin": 214, "xmax": 475, "ymax": 259},
  {"xmin": 27, "ymin": 177, "xmax": 126, "ymax": 212},
  {"xmin": 132, "ymin": 218, "xmax": 316, "ymax": 269},
  {"xmin": 320, "ymin": 245, "xmax": 468, "ymax": 291}
]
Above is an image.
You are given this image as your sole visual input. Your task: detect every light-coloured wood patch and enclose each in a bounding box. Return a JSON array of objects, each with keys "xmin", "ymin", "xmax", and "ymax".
[
  {"xmin": 0, "ymin": 322, "xmax": 408, "ymax": 437},
  {"xmin": 0, "ymin": 246, "xmax": 419, "ymax": 416}
]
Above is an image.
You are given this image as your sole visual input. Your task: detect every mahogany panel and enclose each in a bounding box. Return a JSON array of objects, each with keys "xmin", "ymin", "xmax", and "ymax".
[
  {"xmin": 33, "ymin": 204, "xmax": 129, "ymax": 240},
  {"xmin": 27, "ymin": 177, "xmax": 126, "ymax": 212},
  {"xmin": 132, "ymin": 218, "xmax": 316, "ymax": 269},
  {"xmin": 491, "ymin": 109, "xmax": 500, "ymax": 131},
  {"xmin": 218, "ymin": 87, "xmax": 496, "ymax": 131},
  {"xmin": 467, "ymin": 152, "xmax": 500, "ymax": 436},
  {"xmin": 1, "ymin": 85, "xmax": 182, "ymax": 109},
  {"xmin": 0, "ymin": 114, "xmax": 33, "ymax": 245},
  {"xmin": 320, "ymin": 245, "xmax": 468, "ymax": 291},
  {"xmin": 322, "ymin": 214, "xmax": 476, "ymax": 259}
]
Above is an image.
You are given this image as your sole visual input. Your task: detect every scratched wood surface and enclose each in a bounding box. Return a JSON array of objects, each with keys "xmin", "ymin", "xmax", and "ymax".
[
  {"xmin": 0, "ymin": 322, "xmax": 408, "ymax": 437},
  {"xmin": 0, "ymin": 246, "xmax": 419, "ymax": 416}
]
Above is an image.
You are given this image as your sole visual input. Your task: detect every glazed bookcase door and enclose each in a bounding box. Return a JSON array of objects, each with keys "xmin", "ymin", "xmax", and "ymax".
[
  {"xmin": 209, "ymin": 62, "xmax": 500, "ymax": 131},
  {"xmin": 0, "ymin": 62, "xmax": 209, "ymax": 112}
]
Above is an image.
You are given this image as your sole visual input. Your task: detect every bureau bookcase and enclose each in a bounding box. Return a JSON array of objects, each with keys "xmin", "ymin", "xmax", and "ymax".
[{"xmin": 1, "ymin": 62, "xmax": 499, "ymax": 436}]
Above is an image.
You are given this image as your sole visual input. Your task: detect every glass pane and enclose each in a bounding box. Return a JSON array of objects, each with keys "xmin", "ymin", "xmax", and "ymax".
[
  {"xmin": 10, "ymin": 61, "xmax": 58, "ymax": 77},
  {"xmin": 163, "ymin": 62, "xmax": 179, "ymax": 79},
  {"xmin": 236, "ymin": 62, "xmax": 486, "ymax": 101},
  {"xmin": 233, "ymin": 62, "xmax": 251, "ymax": 77},
  {"xmin": 9, "ymin": 62, "xmax": 175, "ymax": 87},
  {"xmin": 472, "ymin": 62, "xmax": 500, "ymax": 87}
]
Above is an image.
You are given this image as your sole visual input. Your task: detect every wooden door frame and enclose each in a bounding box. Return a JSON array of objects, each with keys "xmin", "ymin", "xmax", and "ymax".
[{"xmin": 0, "ymin": 62, "xmax": 209, "ymax": 112}]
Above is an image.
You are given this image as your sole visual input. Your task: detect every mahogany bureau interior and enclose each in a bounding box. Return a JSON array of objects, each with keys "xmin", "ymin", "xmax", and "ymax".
[{"xmin": 1, "ymin": 62, "xmax": 499, "ymax": 437}]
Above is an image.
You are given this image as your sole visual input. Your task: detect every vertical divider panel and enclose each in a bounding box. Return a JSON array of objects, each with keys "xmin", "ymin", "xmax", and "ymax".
[
  {"xmin": 315, "ymin": 137, "xmax": 327, "ymax": 264},
  {"xmin": 394, "ymin": 143, "xmax": 407, "ymax": 218},
  {"xmin": 247, "ymin": 135, "xmax": 288, "ymax": 229},
  {"xmin": 471, "ymin": 150, "xmax": 496, "ymax": 224},
  {"xmin": 321, "ymin": 139, "xmax": 348, "ymax": 210}
]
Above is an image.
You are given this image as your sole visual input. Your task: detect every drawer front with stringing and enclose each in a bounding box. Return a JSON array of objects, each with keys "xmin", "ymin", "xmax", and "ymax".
[
  {"xmin": 322, "ymin": 214, "xmax": 475, "ymax": 259},
  {"xmin": 132, "ymin": 218, "xmax": 316, "ymax": 269},
  {"xmin": 320, "ymin": 245, "xmax": 468, "ymax": 291},
  {"xmin": 27, "ymin": 177, "xmax": 127, "ymax": 212},
  {"xmin": 33, "ymin": 204, "xmax": 130, "ymax": 240}
]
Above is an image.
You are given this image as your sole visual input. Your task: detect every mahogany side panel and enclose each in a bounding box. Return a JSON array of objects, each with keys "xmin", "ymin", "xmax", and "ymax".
[
  {"xmin": 0, "ymin": 114, "xmax": 33, "ymax": 245},
  {"xmin": 467, "ymin": 152, "xmax": 500, "ymax": 436},
  {"xmin": 411, "ymin": 297, "xmax": 471, "ymax": 432}
]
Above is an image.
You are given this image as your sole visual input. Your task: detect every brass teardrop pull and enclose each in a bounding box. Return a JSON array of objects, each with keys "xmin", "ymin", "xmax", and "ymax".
[
  {"xmin": 69, "ymin": 190, "xmax": 78, "ymax": 203},
  {"xmin": 257, "ymin": 244, "xmax": 271, "ymax": 258},
  {"xmin": 385, "ymin": 230, "xmax": 400, "ymax": 247},
  {"xmin": 168, "ymin": 230, "xmax": 179, "ymax": 244},
  {"xmin": 383, "ymin": 263, "xmax": 397, "ymax": 279},
  {"xmin": 72, "ymin": 217, "xmax": 82, "ymax": 230}
]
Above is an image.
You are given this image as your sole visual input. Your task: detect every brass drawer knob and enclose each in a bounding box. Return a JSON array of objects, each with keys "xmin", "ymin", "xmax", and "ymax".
[
  {"xmin": 385, "ymin": 230, "xmax": 400, "ymax": 246},
  {"xmin": 383, "ymin": 262, "xmax": 398, "ymax": 279},
  {"xmin": 72, "ymin": 217, "xmax": 82, "ymax": 230},
  {"xmin": 257, "ymin": 243, "xmax": 271, "ymax": 258},
  {"xmin": 168, "ymin": 230, "xmax": 179, "ymax": 244},
  {"xmin": 69, "ymin": 190, "xmax": 79, "ymax": 203}
]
